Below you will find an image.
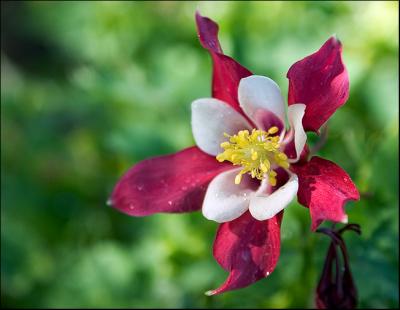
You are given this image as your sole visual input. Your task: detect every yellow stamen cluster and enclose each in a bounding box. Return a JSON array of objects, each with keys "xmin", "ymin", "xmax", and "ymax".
[{"xmin": 216, "ymin": 127, "xmax": 289, "ymax": 185}]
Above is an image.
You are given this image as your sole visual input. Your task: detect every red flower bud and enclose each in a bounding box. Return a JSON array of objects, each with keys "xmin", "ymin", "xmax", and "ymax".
[{"xmin": 316, "ymin": 224, "xmax": 361, "ymax": 309}]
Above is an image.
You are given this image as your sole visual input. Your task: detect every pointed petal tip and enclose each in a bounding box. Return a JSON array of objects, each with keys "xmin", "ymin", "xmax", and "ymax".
[
  {"xmin": 195, "ymin": 10, "xmax": 215, "ymax": 28},
  {"xmin": 195, "ymin": 9, "xmax": 252, "ymax": 113},
  {"xmin": 354, "ymin": 188, "xmax": 361, "ymax": 201},
  {"xmin": 329, "ymin": 34, "xmax": 342, "ymax": 46},
  {"xmin": 205, "ymin": 290, "xmax": 216, "ymax": 296},
  {"xmin": 310, "ymin": 219, "xmax": 323, "ymax": 232},
  {"xmin": 310, "ymin": 215, "xmax": 350, "ymax": 231},
  {"xmin": 341, "ymin": 214, "xmax": 349, "ymax": 224}
]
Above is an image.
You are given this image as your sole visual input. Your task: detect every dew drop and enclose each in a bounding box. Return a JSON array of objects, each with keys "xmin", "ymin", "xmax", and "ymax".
[
  {"xmin": 129, "ymin": 204, "xmax": 134, "ymax": 210},
  {"xmin": 106, "ymin": 199, "xmax": 113, "ymax": 206},
  {"xmin": 168, "ymin": 201, "xmax": 173, "ymax": 206},
  {"xmin": 266, "ymin": 271, "xmax": 270, "ymax": 276},
  {"xmin": 137, "ymin": 185, "xmax": 144, "ymax": 191}
]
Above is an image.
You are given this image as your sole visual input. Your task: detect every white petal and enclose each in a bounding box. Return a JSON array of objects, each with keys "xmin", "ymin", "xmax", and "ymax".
[
  {"xmin": 288, "ymin": 104, "xmax": 307, "ymax": 163},
  {"xmin": 191, "ymin": 98, "xmax": 251, "ymax": 156},
  {"xmin": 238, "ymin": 75, "xmax": 285, "ymax": 128},
  {"xmin": 202, "ymin": 169, "xmax": 258, "ymax": 223},
  {"xmin": 249, "ymin": 173, "xmax": 298, "ymax": 221}
]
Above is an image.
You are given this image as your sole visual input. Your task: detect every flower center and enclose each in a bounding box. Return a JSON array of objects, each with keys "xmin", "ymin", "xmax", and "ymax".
[{"xmin": 216, "ymin": 127, "xmax": 289, "ymax": 185}]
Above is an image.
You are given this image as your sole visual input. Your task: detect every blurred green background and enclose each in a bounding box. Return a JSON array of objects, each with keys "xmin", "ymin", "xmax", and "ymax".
[{"xmin": 1, "ymin": 1, "xmax": 398, "ymax": 308}]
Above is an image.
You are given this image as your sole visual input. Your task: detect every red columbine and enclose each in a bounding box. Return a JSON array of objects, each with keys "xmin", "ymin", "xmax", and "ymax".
[{"xmin": 108, "ymin": 12, "xmax": 359, "ymax": 295}]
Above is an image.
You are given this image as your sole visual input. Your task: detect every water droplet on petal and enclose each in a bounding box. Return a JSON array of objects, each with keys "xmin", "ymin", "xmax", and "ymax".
[
  {"xmin": 129, "ymin": 204, "xmax": 134, "ymax": 210},
  {"xmin": 168, "ymin": 201, "xmax": 172, "ymax": 206}
]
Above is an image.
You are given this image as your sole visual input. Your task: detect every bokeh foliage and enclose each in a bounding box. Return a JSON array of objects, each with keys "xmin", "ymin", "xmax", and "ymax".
[{"xmin": 1, "ymin": 1, "xmax": 398, "ymax": 308}]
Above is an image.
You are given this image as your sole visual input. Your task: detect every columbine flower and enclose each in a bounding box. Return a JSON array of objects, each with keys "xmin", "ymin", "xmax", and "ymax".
[{"xmin": 108, "ymin": 12, "xmax": 359, "ymax": 295}]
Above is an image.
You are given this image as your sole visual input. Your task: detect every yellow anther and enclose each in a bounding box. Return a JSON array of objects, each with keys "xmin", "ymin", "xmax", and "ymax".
[
  {"xmin": 268, "ymin": 126, "xmax": 279, "ymax": 134},
  {"xmin": 277, "ymin": 153, "xmax": 288, "ymax": 160},
  {"xmin": 234, "ymin": 174, "xmax": 243, "ymax": 185},
  {"xmin": 268, "ymin": 170, "xmax": 278, "ymax": 186},
  {"xmin": 260, "ymin": 160, "xmax": 270, "ymax": 172},
  {"xmin": 216, "ymin": 128, "xmax": 290, "ymax": 185},
  {"xmin": 280, "ymin": 161, "xmax": 290, "ymax": 169}
]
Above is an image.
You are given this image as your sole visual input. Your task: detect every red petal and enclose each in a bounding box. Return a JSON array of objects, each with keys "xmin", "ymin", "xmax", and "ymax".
[
  {"xmin": 291, "ymin": 156, "xmax": 359, "ymax": 231},
  {"xmin": 208, "ymin": 211, "xmax": 283, "ymax": 295},
  {"xmin": 109, "ymin": 146, "xmax": 232, "ymax": 216},
  {"xmin": 195, "ymin": 12, "xmax": 252, "ymax": 115},
  {"xmin": 287, "ymin": 37, "xmax": 349, "ymax": 133}
]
